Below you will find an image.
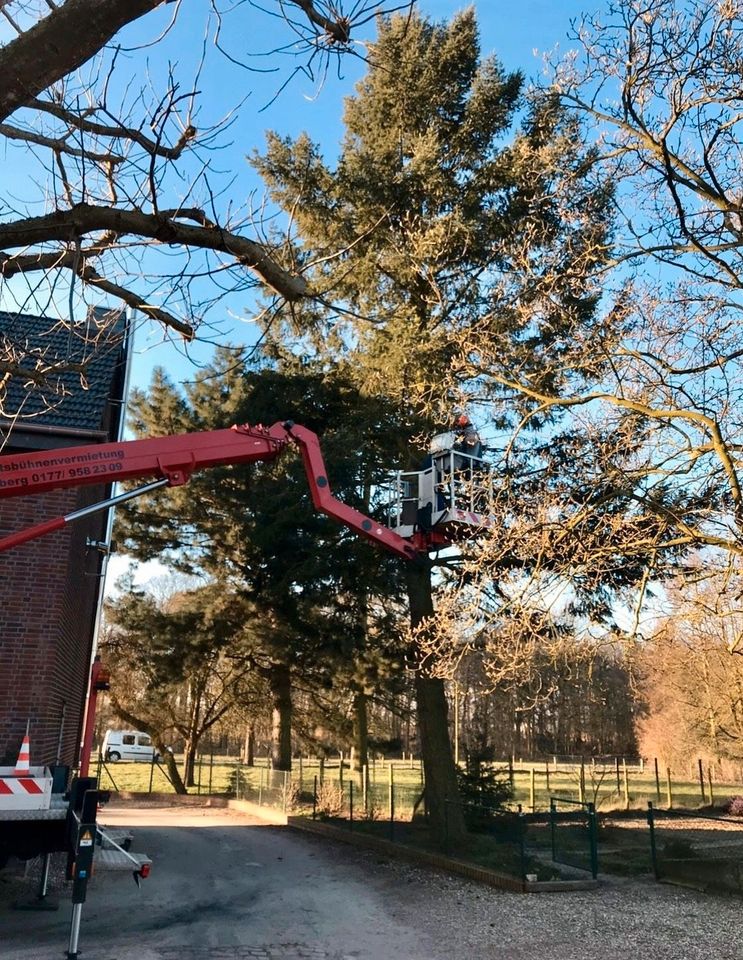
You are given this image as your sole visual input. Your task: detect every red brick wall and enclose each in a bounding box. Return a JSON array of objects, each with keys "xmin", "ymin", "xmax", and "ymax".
[{"xmin": 0, "ymin": 484, "xmax": 107, "ymax": 768}]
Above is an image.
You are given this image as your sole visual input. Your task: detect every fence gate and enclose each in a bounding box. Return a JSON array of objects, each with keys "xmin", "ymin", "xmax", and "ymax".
[{"xmin": 549, "ymin": 797, "xmax": 598, "ymax": 878}]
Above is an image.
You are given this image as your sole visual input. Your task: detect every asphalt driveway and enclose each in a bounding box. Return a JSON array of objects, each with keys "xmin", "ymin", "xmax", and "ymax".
[{"xmin": 2, "ymin": 801, "xmax": 743, "ymax": 960}]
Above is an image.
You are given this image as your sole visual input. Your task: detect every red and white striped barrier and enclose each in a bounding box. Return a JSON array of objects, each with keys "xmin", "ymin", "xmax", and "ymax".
[
  {"xmin": 0, "ymin": 776, "xmax": 44, "ymax": 796},
  {"xmin": 0, "ymin": 766, "xmax": 52, "ymax": 810}
]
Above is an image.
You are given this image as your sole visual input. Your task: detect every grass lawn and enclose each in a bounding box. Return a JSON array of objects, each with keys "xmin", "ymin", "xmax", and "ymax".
[
  {"xmin": 94, "ymin": 754, "xmax": 743, "ymax": 888},
  {"xmin": 94, "ymin": 754, "xmax": 743, "ymax": 817}
]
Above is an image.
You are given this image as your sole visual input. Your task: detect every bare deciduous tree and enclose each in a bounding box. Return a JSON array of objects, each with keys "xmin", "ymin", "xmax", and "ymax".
[
  {"xmin": 464, "ymin": 1, "xmax": 743, "ymax": 599},
  {"xmin": 0, "ymin": 0, "xmax": 411, "ymax": 416}
]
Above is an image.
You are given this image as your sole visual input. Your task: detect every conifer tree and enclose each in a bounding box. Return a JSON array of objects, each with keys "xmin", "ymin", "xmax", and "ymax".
[
  {"xmin": 251, "ymin": 9, "xmax": 613, "ymax": 843},
  {"xmin": 116, "ymin": 353, "xmax": 411, "ymax": 770}
]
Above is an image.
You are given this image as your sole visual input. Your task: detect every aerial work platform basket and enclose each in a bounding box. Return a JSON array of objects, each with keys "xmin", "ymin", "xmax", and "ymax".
[{"xmin": 386, "ymin": 449, "xmax": 495, "ymax": 541}]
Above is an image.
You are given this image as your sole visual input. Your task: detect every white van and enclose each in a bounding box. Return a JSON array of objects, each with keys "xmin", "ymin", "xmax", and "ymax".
[{"xmin": 102, "ymin": 730, "xmax": 159, "ymax": 763}]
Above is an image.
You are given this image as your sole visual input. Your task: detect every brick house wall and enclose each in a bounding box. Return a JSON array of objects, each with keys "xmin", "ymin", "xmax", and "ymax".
[
  {"xmin": 0, "ymin": 308, "xmax": 129, "ymax": 770},
  {"xmin": 0, "ymin": 486, "xmax": 108, "ymax": 767}
]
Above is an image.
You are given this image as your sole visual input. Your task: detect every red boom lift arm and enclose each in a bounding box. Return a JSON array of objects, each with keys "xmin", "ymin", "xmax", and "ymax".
[{"xmin": 0, "ymin": 420, "xmax": 421, "ymax": 561}]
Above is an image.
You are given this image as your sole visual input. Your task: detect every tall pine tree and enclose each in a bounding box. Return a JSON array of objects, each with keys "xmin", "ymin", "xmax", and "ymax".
[
  {"xmin": 116, "ymin": 353, "xmax": 412, "ymax": 770},
  {"xmin": 251, "ymin": 9, "xmax": 612, "ymax": 843}
]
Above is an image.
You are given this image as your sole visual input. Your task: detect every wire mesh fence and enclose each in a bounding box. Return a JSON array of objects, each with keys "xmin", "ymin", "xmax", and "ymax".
[
  {"xmin": 648, "ymin": 803, "xmax": 743, "ymax": 895},
  {"xmin": 442, "ymin": 800, "xmax": 530, "ymax": 881},
  {"xmin": 93, "ymin": 749, "xmax": 743, "ymax": 895}
]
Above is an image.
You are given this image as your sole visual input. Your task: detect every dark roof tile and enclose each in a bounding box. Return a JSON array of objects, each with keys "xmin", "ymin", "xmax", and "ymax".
[{"xmin": 0, "ymin": 307, "xmax": 128, "ymax": 433}]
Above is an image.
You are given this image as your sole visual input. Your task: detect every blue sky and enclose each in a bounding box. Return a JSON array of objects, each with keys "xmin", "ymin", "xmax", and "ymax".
[
  {"xmin": 121, "ymin": 0, "xmax": 592, "ymax": 393},
  {"xmin": 0, "ymin": 1, "xmax": 593, "ymax": 393}
]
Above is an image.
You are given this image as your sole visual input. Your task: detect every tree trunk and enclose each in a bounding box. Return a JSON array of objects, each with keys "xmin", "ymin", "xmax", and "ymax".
[
  {"xmin": 406, "ymin": 561, "xmax": 466, "ymax": 847},
  {"xmin": 243, "ymin": 721, "xmax": 255, "ymax": 766},
  {"xmin": 352, "ymin": 690, "xmax": 369, "ymax": 774},
  {"xmin": 184, "ymin": 679, "xmax": 202, "ymax": 787},
  {"xmin": 269, "ymin": 662, "xmax": 292, "ymax": 771},
  {"xmin": 163, "ymin": 749, "xmax": 187, "ymax": 794},
  {"xmin": 183, "ymin": 737, "xmax": 197, "ymax": 788}
]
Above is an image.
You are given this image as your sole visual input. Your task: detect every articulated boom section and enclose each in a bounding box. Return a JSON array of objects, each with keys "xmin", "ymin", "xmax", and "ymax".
[
  {"xmin": 0, "ymin": 421, "xmax": 419, "ymax": 561},
  {"xmin": 0, "ymin": 423, "xmax": 289, "ymax": 497},
  {"xmin": 284, "ymin": 424, "xmax": 419, "ymax": 562}
]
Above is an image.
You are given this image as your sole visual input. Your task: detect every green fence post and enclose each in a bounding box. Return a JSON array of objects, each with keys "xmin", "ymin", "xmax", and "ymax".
[
  {"xmin": 444, "ymin": 798, "xmax": 449, "ymax": 856},
  {"xmin": 236, "ymin": 756, "xmax": 240, "ymax": 800},
  {"xmin": 148, "ymin": 752, "xmax": 155, "ymax": 795},
  {"xmin": 530, "ymin": 766, "xmax": 536, "ymax": 813},
  {"xmin": 197, "ymin": 754, "xmax": 202, "ymax": 795},
  {"xmin": 647, "ymin": 801, "xmax": 659, "ymax": 879},
  {"xmin": 615, "ymin": 757, "xmax": 621, "ymax": 794},
  {"xmin": 349, "ymin": 780, "xmax": 354, "ymax": 831},
  {"xmin": 549, "ymin": 799, "xmax": 556, "ymax": 863},
  {"xmin": 312, "ymin": 775, "xmax": 317, "ymax": 820},
  {"xmin": 209, "ymin": 752, "xmax": 214, "ymax": 795},
  {"xmin": 545, "ymin": 761, "xmax": 550, "ymax": 795},
  {"xmin": 362, "ymin": 764, "xmax": 369, "ymax": 814},
  {"xmin": 388, "ymin": 764, "xmax": 395, "ymax": 842},
  {"xmin": 698, "ymin": 758, "xmax": 706, "ymax": 804},
  {"xmin": 587, "ymin": 802, "xmax": 598, "ymax": 879},
  {"xmin": 339, "ymin": 752, "xmax": 344, "ymax": 788},
  {"xmin": 319, "ymin": 757, "xmax": 325, "ymax": 785},
  {"xmin": 518, "ymin": 810, "xmax": 527, "ymax": 883}
]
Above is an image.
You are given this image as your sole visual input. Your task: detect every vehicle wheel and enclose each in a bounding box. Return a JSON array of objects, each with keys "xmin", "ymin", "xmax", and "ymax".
[{"xmin": 108, "ymin": 751, "xmax": 121, "ymax": 762}]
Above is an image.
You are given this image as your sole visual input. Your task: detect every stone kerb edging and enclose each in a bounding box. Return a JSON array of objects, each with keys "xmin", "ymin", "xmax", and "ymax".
[
  {"xmin": 228, "ymin": 799, "xmax": 288, "ymax": 825},
  {"xmin": 108, "ymin": 792, "xmax": 289, "ymax": 825},
  {"xmin": 109, "ymin": 791, "xmax": 230, "ymax": 807},
  {"xmin": 287, "ymin": 816, "xmax": 596, "ymax": 893}
]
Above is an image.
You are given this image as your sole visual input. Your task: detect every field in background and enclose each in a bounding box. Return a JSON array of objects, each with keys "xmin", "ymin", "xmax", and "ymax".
[{"xmin": 93, "ymin": 754, "xmax": 743, "ymax": 815}]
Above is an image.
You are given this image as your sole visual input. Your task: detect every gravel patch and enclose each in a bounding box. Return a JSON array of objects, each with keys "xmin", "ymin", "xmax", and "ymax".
[{"xmin": 343, "ymin": 842, "xmax": 743, "ymax": 960}]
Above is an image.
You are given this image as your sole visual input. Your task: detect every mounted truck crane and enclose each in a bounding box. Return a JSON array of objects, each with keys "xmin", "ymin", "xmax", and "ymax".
[
  {"xmin": 0, "ymin": 420, "xmax": 421, "ymax": 559},
  {"xmin": 0, "ymin": 419, "xmax": 424, "ymax": 958},
  {"xmin": 0, "ymin": 416, "xmax": 493, "ymax": 958}
]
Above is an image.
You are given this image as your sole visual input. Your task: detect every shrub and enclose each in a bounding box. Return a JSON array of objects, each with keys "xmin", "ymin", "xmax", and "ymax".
[
  {"xmin": 724, "ymin": 795, "xmax": 743, "ymax": 817},
  {"xmin": 226, "ymin": 767, "xmax": 250, "ymax": 799},
  {"xmin": 456, "ymin": 760, "xmax": 514, "ymax": 832},
  {"xmin": 314, "ymin": 781, "xmax": 345, "ymax": 819},
  {"xmin": 286, "ymin": 780, "xmax": 315, "ymax": 812}
]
